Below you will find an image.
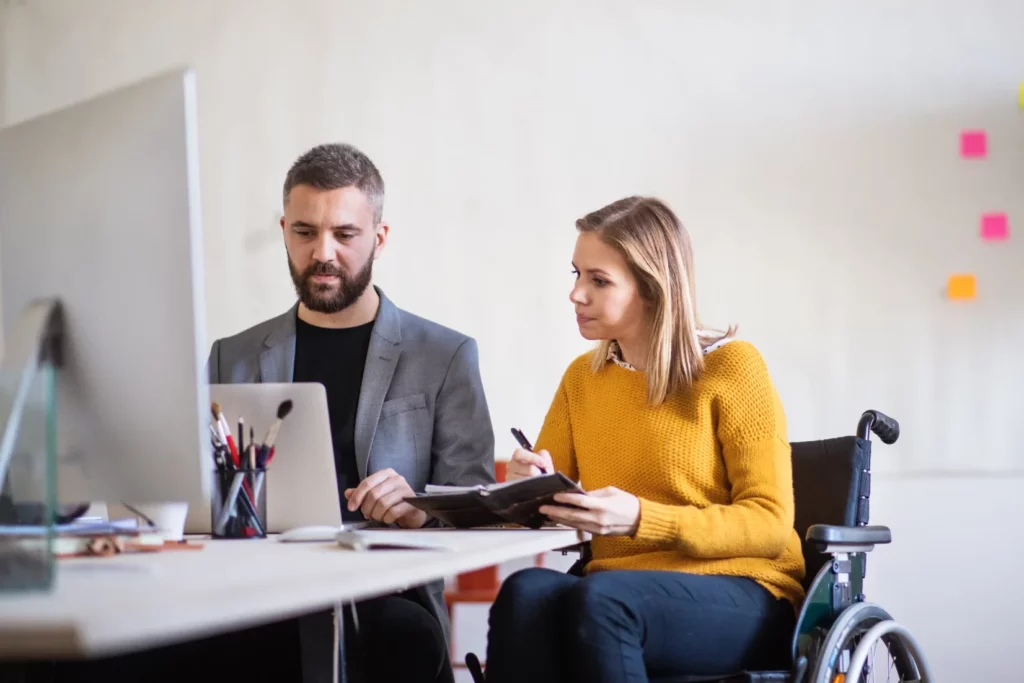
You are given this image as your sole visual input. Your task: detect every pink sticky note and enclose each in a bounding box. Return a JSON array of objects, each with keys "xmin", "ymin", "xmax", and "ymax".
[
  {"xmin": 980, "ymin": 213, "xmax": 1009, "ymax": 241},
  {"xmin": 960, "ymin": 130, "xmax": 987, "ymax": 158}
]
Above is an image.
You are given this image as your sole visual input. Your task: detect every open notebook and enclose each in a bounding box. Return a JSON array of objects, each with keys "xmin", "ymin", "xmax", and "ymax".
[{"xmin": 404, "ymin": 472, "xmax": 585, "ymax": 529}]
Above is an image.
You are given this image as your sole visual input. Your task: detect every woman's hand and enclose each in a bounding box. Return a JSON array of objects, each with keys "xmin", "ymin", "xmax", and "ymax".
[
  {"xmin": 506, "ymin": 447, "xmax": 554, "ymax": 481},
  {"xmin": 539, "ymin": 486, "xmax": 640, "ymax": 536}
]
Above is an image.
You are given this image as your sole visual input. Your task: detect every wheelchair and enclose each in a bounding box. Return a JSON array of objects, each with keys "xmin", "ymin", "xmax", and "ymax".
[{"xmin": 466, "ymin": 409, "xmax": 934, "ymax": 683}]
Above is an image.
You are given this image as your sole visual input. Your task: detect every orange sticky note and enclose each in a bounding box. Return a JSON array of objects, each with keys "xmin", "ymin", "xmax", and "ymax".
[{"xmin": 947, "ymin": 274, "xmax": 977, "ymax": 300}]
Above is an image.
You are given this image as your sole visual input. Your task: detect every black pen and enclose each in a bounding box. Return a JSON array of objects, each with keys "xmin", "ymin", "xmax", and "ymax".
[{"xmin": 510, "ymin": 427, "xmax": 546, "ymax": 474}]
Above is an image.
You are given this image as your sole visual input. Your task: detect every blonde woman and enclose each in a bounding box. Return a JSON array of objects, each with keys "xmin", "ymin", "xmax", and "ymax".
[{"xmin": 484, "ymin": 197, "xmax": 806, "ymax": 682}]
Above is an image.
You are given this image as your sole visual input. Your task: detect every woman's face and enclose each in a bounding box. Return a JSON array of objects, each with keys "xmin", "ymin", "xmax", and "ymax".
[{"xmin": 569, "ymin": 232, "xmax": 647, "ymax": 343}]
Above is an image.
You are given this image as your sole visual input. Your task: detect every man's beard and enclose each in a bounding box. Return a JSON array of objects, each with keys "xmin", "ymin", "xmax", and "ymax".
[{"xmin": 288, "ymin": 255, "xmax": 373, "ymax": 314}]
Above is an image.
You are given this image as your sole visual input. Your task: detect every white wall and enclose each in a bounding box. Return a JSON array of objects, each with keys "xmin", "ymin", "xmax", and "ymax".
[{"xmin": 3, "ymin": 1, "xmax": 1021, "ymax": 679}]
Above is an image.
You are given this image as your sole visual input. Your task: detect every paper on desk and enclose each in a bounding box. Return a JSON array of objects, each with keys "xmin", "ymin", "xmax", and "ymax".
[{"xmin": 0, "ymin": 518, "xmax": 143, "ymax": 536}]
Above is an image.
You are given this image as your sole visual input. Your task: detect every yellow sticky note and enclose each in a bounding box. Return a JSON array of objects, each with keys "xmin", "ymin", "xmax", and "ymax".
[
  {"xmin": 1020, "ymin": 83, "xmax": 1024, "ymax": 108},
  {"xmin": 947, "ymin": 274, "xmax": 977, "ymax": 300}
]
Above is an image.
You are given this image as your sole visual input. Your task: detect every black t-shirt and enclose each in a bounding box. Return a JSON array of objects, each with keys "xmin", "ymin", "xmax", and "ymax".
[{"xmin": 293, "ymin": 315, "xmax": 375, "ymax": 522}]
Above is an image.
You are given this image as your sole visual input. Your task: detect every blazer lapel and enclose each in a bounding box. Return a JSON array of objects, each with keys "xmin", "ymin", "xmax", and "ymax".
[
  {"xmin": 354, "ymin": 289, "xmax": 402, "ymax": 480},
  {"xmin": 258, "ymin": 305, "xmax": 298, "ymax": 383}
]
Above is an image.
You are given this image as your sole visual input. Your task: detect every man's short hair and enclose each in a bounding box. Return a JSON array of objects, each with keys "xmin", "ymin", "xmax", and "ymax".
[{"xmin": 282, "ymin": 143, "xmax": 385, "ymax": 223}]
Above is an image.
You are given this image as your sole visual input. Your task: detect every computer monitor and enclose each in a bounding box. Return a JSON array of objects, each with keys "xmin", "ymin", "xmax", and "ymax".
[{"xmin": 0, "ymin": 68, "xmax": 212, "ymax": 508}]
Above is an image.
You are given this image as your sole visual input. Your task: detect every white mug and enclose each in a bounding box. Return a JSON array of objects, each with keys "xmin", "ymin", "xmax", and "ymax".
[{"xmin": 126, "ymin": 502, "xmax": 189, "ymax": 541}]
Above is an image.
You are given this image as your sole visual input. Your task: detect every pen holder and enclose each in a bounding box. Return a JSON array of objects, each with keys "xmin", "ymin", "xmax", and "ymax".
[{"xmin": 211, "ymin": 468, "xmax": 267, "ymax": 539}]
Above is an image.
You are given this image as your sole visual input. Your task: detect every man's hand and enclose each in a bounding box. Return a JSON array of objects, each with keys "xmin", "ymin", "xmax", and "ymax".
[
  {"xmin": 538, "ymin": 486, "xmax": 640, "ymax": 536},
  {"xmin": 344, "ymin": 468, "xmax": 428, "ymax": 529}
]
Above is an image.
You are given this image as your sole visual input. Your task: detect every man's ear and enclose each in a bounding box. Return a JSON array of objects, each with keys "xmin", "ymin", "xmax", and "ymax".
[{"xmin": 374, "ymin": 222, "xmax": 390, "ymax": 259}]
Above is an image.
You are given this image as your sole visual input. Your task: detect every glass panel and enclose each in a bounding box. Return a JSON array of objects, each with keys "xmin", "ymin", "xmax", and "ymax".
[{"xmin": 0, "ymin": 363, "xmax": 57, "ymax": 592}]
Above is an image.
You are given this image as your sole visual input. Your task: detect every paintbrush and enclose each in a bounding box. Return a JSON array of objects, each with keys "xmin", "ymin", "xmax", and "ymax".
[
  {"xmin": 211, "ymin": 401, "xmax": 239, "ymax": 467},
  {"xmin": 258, "ymin": 399, "xmax": 293, "ymax": 467}
]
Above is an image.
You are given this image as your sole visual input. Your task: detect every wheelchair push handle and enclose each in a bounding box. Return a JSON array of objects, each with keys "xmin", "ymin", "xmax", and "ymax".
[{"xmin": 858, "ymin": 410, "xmax": 899, "ymax": 444}]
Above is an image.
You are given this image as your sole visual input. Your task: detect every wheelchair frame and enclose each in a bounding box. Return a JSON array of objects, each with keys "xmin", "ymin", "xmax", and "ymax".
[
  {"xmin": 465, "ymin": 410, "xmax": 935, "ymax": 683},
  {"xmin": 790, "ymin": 411, "xmax": 933, "ymax": 683},
  {"xmin": 794, "ymin": 520, "xmax": 932, "ymax": 682}
]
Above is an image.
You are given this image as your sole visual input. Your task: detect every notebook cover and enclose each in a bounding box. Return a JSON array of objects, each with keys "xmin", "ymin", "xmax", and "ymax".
[
  {"xmin": 475, "ymin": 472, "xmax": 584, "ymax": 528},
  {"xmin": 403, "ymin": 492, "xmax": 507, "ymax": 528},
  {"xmin": 404, "ymin": 473, "xmax": 584, "ymax": 529}
]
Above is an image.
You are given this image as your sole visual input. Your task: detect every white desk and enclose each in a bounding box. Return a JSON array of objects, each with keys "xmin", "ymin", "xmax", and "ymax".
[{"xmin": 0, "ymin": 527, "xmax": 583, "ymax": 659}]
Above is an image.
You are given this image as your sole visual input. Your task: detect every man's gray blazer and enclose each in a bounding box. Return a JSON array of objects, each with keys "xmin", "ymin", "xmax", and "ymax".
[{"xmin": 206, "ymin": 287, "xmax": 496, "ymax": 652}]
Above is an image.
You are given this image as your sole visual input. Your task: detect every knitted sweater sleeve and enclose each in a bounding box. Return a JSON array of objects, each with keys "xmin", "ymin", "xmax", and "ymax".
[
  {"xmin": 633, "ymin": 343, "xmax": 795, "ymax": 559},
  {"xmin": 534, "ymin": 378, "xmax": 579, "ymax": 482}
]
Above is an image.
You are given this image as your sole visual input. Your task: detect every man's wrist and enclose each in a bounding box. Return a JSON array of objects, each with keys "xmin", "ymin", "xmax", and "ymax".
[{"xmin": 399, "ymin": 508, "xmax": 430, "ymax": 528}]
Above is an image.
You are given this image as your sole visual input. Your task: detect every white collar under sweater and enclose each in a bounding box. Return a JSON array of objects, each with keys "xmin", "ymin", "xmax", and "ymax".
[{"xmin": 607, "ymin": 335, "xmax": 734, "ymax": 371}]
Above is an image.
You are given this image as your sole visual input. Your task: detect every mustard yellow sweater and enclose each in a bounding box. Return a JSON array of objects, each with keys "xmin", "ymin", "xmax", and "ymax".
[{"xmin": 536, "ymin": 340, "xmax": 806, "ymax": 607}]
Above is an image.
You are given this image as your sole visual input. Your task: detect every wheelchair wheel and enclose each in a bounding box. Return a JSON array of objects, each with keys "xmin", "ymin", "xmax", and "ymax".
[{"xmin": 809, "ymin": 602, "xmax": 927, "ymax": 683}]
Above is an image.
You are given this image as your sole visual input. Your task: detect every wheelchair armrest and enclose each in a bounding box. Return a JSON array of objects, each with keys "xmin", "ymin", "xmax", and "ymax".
[{"xmin": 807, "ymin": 524, "xmax": 891, "ymax": 552}]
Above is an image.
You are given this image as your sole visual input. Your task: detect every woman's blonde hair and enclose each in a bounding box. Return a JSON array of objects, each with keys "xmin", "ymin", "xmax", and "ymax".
[{"xmin": 577, "ymin": 196, "xmax": 735, "ymax": 405}]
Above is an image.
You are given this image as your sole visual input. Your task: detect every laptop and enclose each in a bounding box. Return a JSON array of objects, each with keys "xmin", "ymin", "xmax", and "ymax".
[{"xmin": 185, "ymin": 382, "xmax": 342, "ymax": 534}]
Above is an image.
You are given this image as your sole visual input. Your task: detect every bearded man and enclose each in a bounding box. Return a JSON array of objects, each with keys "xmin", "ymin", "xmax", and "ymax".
[{"xmin": 207, "ymin": 142, "xmax": 495, "ymax": 683}]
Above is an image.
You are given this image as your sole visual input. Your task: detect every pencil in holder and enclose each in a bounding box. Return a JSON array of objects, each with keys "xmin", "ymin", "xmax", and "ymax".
[{"xmin": 211, "ymin": 468, "xmax": 267, "ymax": 539}]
